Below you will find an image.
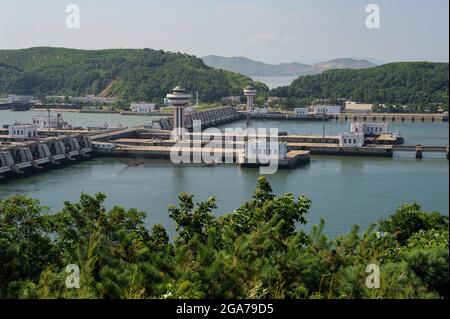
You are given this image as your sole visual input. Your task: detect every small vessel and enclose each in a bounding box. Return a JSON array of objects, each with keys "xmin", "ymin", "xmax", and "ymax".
[
  {"xmin": 392, "ymin": 128, "xmax": 401, "ymax": 139},
  {"xmin": 392, "ymin": 128, "xmax": 404, "ymax": 144}
]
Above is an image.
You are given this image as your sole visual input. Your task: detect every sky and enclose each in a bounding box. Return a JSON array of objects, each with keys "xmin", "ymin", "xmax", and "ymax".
[{"xmin": 0, "ymin": 0, "xmax": 448, "ymax": 64}]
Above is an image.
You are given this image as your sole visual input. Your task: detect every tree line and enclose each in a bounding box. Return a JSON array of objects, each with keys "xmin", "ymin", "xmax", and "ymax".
[
  {"xmin": 0, "ymin": 177, "xmax": 448, "ymax": 299},
  {"xmin": 0, "ymin": 47, "xmax": 268, "ymax": 103}
]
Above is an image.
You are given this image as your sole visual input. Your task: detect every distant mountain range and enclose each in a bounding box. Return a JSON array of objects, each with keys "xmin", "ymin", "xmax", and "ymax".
[{"xmin": 202, "ymin": 55, "xmax": 378, "ymax": 77}]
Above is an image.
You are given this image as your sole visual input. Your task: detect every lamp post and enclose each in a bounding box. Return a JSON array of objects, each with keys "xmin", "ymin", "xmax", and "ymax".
[
  {"xmin": 322, "ymin": 107, "xmax": 326, "ymax": 139},
  {"xmin": 47, "ymin": 105, "xmax": 51, "ymax": 134}
]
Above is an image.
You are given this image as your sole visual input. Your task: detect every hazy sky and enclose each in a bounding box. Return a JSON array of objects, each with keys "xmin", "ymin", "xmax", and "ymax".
[{"xmin": 0, "ymin": 0, "xmax": 448, "ymax": 64}]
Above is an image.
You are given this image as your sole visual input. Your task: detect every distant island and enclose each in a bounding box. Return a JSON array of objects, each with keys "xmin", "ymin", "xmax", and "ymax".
[
  {"xmin": 0, "ymin": 47, "xmax": 268, "ymax": 103},
  {"xmin": 202, "ymin": 55, "xmax": 377, "ymax": 77}
]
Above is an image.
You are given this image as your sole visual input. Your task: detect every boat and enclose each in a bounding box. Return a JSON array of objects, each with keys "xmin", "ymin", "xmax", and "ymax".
[{"xmin": 392, "ymin": 128, "xmax": 404, "ymax": 144}]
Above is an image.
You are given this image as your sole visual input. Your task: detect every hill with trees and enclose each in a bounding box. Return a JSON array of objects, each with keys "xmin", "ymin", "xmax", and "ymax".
[
  {"xmin": 0, "ymin": 177, "xmax": 448, "ymax": 299},
  {"xmin": 271, "ymin": 62, "xmax": 449, "ymax": 111},
  {"xmin": 0, "ymin": 47, "xmax": 268, "ymax": 102}
]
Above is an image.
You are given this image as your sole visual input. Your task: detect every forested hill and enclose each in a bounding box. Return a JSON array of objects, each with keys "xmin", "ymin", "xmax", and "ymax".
[
  {"xmin": 271, "ymin": 62, "xmax": 449, "ymax": 108},
  {"xmin": 0, "ymin": 47, "xmax": 268, "ymax": 102}
]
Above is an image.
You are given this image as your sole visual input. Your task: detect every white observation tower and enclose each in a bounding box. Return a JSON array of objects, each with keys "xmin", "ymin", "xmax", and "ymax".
[
  {"xmin": 166, "ymin": 86, "xmax": 191, "ymax": 140},
  {"xmin": 243, "ymin": 86, "xmax": 257, "ymax": 113}
]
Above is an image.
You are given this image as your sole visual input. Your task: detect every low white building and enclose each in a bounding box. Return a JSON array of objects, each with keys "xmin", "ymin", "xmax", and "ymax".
[
  {"xmin": 313, "ymin": 105, "xmax": 341, "ymax": 115},
  {"xmin": 92, "ymin": 142, "xmax": 116, "ymax": 151},
  {"xmin": 345, "ymin": 102, "xmax": 373, "ymax": 114},
  {"xmin": 245, "ymin": 140, "xmax": 288, "ymax": 160},
  {"xmin": 131, "ymin": 102, "xmax": 156, "ymax": 113},
  {"xmin": 9, "ymin": 124, "xmax": 38, "ymax": 139},
  {"xmin": 254, "ymin": 107, "xmax": 269, "ymax": 114},
  {"xmin": 294, "ymin": 108, "xmax": 308, "ymax": 116},
  {"xmin": 0, "ymin": 95, "xmax": 33, "ymax": 104},
  {"xmin": 338, "ymin": 132, "xmax": 365, "ymax": 147},
  {"xmin": 73, "ymin": 95, "xmax": 117, "ymax": 104},
  {"xmin": 32, "ymin": 115, "xmax": 58, "ymax": 128},
  {"xmin": 351, "ymin": 122, "xmax": 389, "ymax": 136}
]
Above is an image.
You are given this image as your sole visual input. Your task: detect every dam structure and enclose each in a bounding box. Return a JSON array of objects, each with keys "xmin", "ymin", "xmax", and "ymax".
[
  {"xmin": 1, "ymin": 134, "xmax": 93, "ymax": 180},
  {"xmin": 1, "ymin": 118, "xmax": 448, "ymax": 181},
  {"xmin": 1, "ymin": 86, "xmax": 449, "ymax": 181},
  {"xmin": 152, "ymin": 106, "xmax": 243, "ymax": 131}
]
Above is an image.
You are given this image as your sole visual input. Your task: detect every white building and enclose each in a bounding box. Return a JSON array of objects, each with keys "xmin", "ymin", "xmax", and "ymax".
[
  {"xmin": 294, "ymin": 108, "xmax": 308, "ymax": 116},
  {"xmin": 345, "ymin": 101, "xmax": 373, "ymax": 114},
  {"xmin": 73, "ymin": 95, "xmax": 117, "ymax": 104},
  {"xmin": 46, "ymin": 95, "xmax": 67, "ymax": 102},
  {"xmin": 313, "ymin": 105, "xmax": 341, "ymax": 115},
  {"xmin": 130, "ymin": 102, "xmax": 156, "ymax": 114},
  {"xmin": 254, "ymin": 107, "xmax": 269, "ymax": 114},
  {"xmin": 32, "ymin": 115, "xmax": 58, "ymax": 128},
  {"xmin": 92, "ymin": 142, "xmax": 116, "ymax": 151},
  {"xmin": 9, "ymin": 124, "xmax": 38, "ymax": 139},
  {"xmin": 351, "ymin": 122, "xmax": 389, "ymax": 136},
  {"xmin": 245, "ymin": 140, "xmax": 288, "ymax": 160},
  {"xmin": 338, "ymin": 132, "xmax": 365, "ymax": 147},
  {"xmin": 0, "ymin": 95, "xmax": 33, "ymax": 104}
]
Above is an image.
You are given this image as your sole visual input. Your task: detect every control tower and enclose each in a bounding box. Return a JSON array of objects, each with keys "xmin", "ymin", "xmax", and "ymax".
[
  {"xmin": 243, "ymin": 86, "xmax": 257, "ymax": 113},
  {"xmin": 166, "ymin": 86, "xmax": 191, "ymax": 139}
]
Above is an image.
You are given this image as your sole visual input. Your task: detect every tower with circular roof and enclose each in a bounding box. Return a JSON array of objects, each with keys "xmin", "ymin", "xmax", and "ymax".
[
  {"xmin": 243, "ymin": 86, "xmax": 257, "ymax": 113},
  {"xmin": 166, "ymin": 86, "xmax": 191, "ymax": 139}
]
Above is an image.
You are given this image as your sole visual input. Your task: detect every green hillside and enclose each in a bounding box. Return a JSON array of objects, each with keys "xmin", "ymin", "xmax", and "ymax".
[
  {"xmin": 271, "ymin": 62, "xmax": 449, "ymax": 111},
  {"xmin": 0, "ymin": 47, "xmax": 268, "ymax": 102}
]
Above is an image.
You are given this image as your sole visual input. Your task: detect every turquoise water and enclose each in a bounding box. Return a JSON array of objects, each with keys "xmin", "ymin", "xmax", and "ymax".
[
  {"xmin": 221, "ymin": 119, "xmax": 449, "ymax": 146},
  {"xmin": 0, "ymin": 110, "xmax": 448, "ymax": 238},
  {"xmin": 0, "ymin": 157, "xmax": 447, "ymax": 238},
  {"xmin": 0, "ymin": 109, "xmax": 162, "ymax": 128}
]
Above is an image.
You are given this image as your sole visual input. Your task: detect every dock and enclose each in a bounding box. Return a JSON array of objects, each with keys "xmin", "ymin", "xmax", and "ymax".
[
  {"xmin": 334, "ymin": 112, "xmax": 448, "ymax": 122},
  {"xmin": 1, "ymin": 104, "xmax": 448, "ymax": 181}
]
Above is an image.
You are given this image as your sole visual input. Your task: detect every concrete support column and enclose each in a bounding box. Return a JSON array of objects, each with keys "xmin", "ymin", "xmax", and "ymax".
[{"xmin": 416, "ymin": 145, "xmax": 423, "ymax": 159}]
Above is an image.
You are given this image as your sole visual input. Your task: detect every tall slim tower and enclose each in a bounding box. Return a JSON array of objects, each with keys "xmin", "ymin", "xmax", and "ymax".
[
  {"xmin": 166, "ymin": 86, "xmax": 191, "ymax": 139},
  {"xmin": 243, "ymin": 86, "xmax": 257, "ymax": 113}
]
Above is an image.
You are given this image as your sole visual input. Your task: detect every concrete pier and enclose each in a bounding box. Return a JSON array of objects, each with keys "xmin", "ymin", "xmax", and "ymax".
[
  {"xmin": 92, "ymin": 128, "xmax": 449, "ymax": 160},
  {"xmin": 416, "ymin": 145, "xmax": 423, "ymax": 159},
  {"xmin": 240, "ymin": 150, "xmax": 310, "ymax": 169},
  {"xmin": 334, "ymin": 113, "xmax": 448, "ymax": 122},
  {"xmin": 153, "ymin": 107, "xmax": 243, "ymax": 131}
]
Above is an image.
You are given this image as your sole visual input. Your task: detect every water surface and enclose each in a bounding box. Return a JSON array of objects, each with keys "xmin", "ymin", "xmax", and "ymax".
[{"xmin": 1, "ymin": 111, "xmax": 448, "ymax": 238}]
